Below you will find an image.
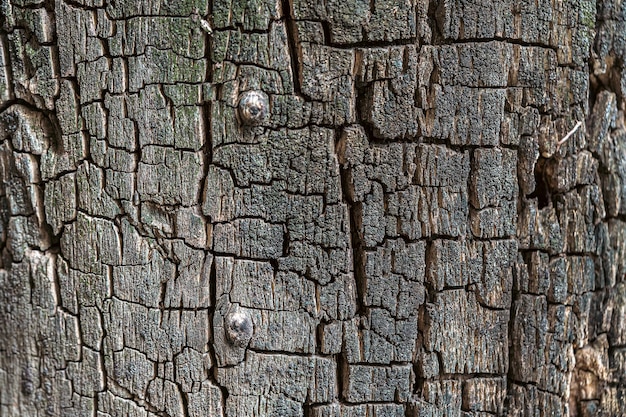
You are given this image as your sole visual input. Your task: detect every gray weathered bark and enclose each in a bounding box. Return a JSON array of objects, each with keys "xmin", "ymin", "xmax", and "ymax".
[{"xmin": 0, "ymin": 0, "xmax": 625, "ymax": 416}]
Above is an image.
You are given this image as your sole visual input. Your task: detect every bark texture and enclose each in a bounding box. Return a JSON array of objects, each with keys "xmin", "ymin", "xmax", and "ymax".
[{"xmin": 0, "ymin": 0, "xmax": 625, "ymax": 416}]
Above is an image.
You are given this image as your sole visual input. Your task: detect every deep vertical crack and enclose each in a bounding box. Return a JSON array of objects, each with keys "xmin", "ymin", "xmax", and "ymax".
[
  {"xmin": 281, "ymin": 0, "xmax": 302, "ymax": 96},
  {"xmin": 337, "ymin": 143, "xmax": 367, "ymax": 316}
]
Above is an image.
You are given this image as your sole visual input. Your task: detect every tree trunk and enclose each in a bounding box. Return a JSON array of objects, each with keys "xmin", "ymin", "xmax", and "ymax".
[{"xmin": 1, "ymin": 0, "xmax": 625, "ymax": 416}]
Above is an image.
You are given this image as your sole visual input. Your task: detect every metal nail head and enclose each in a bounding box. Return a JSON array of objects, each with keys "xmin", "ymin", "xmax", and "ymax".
[
  {"xmin": 225, "ymin": 310, "xmax": 253, "ymax": 347},
  {"xmin": 238, "ymin": 91, "xmax": 269, "ymax": 125}
]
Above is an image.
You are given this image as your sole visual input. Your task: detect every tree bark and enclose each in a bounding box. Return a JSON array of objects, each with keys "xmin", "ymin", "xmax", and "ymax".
[{"xmin": 0, "ymin": 0, "xmax": 625, "ymax": 416}]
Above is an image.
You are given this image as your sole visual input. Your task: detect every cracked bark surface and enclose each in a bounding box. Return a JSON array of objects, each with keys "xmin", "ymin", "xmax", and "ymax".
[{"xmin": 0, "ymin": 0, "xmax": 625, "ymax": 416}]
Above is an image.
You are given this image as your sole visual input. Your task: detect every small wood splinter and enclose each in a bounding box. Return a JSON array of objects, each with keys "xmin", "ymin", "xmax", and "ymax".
[
  {"xmin": 199, "ymin": 19, "xmax": 213, "ymax": 35},
  {"xmin": 556, "ymin": 120, "xmax": 582, "ymax": 151},
  {"xmin": 191, "ymin": 8, "xmax": 213, "ymax": 35}
]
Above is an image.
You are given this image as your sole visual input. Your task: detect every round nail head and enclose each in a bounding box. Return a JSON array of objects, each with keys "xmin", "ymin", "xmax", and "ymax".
[
  {"xmin": 238, "ymin": 91, "xmax": 268, "ymax": 125},
  {"xmin": 225, "ymin": 311, "xmax": 253, "ymax": 347}
]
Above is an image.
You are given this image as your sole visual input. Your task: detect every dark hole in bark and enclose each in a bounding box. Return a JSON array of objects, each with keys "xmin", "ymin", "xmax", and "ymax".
[{"xmin": 528, "ymin": 157, "xmax": 551, "ymax": 209}]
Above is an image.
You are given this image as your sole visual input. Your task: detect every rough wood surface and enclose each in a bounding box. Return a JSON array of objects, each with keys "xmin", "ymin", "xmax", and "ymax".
[{"xmin": 0, "ymin": 0, "xmax": 625, "ymax": 416}]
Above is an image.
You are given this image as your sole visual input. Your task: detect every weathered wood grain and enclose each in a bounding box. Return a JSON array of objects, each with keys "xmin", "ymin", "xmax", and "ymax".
[{"xmin": 0, "ymin": 0, "xmax": 625, "ymax": 416}]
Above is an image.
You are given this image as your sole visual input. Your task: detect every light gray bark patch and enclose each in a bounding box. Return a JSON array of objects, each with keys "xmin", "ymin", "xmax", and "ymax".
[{"xmin": 424, "ymin": 289, "xmax": 509, "ymax": 374}]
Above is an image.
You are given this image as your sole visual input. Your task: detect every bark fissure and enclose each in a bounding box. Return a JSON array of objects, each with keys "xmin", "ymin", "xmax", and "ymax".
[{"xmin": 2, "ymin": 0, "xmax": 626, "ymax": 416}]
